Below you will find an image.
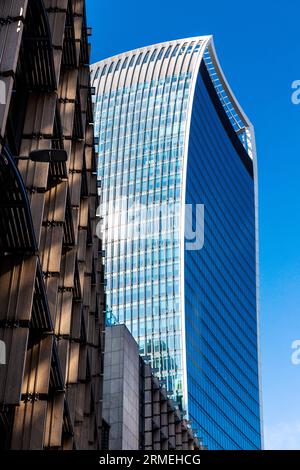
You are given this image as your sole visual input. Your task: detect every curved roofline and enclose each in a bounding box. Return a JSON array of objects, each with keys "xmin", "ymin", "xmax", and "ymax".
[
  {"xmin": 91, "ymin": 35, "xmax": 254, "ymax": 158},
  {"xmin": 91, "ymin": 35, "xmax": 212, "ymax": 66}
]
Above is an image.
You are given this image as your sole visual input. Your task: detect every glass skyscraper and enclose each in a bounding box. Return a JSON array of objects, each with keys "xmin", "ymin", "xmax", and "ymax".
[{"xmin": 91, "ymin": 36, "xmax": 263, "ymax": 449}]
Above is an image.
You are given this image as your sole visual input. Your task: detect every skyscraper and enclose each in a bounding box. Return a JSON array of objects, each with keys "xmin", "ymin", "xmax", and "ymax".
[{"xmin": 91, "ymin": 36, "xmax": 263, "ymax": 449}]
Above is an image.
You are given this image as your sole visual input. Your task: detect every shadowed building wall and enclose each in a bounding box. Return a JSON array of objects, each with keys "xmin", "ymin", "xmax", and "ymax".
[
  {"xmin": 0, "ymin": 0, "xmax": 105, "ymax": 449},
  {"xmin": 103, "ymin": 324, "xmax": 203, "ymax": 450}
]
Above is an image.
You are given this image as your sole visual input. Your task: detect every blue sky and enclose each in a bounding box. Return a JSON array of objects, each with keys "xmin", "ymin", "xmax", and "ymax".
[{"xmin": 86, "ymin": 0, "xmax": 300, "ymax": 449}]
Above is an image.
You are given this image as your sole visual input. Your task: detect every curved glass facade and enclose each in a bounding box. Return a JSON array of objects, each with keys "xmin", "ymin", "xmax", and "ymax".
[
  {"xmin": 185, "ymin": 64, "xmax": 261, "ymax": 449},
  {"xmin": 92, "ymin": 36, "xmax": 262, "ymax": 449}
]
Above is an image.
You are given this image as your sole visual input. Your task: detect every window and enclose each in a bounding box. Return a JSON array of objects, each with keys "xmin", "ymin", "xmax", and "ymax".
[
  {"xmin": 101, "ymin": 65, "xmax": 107, "ymax": 77},
  {"xmin": 150, "ymin": 49, "xmax": 157, "ymax": 62},
  {"xmin": 157, "ymin": 48, "xmax": 165, "ymax": 60},
  {"xmin": 122, "ymin": 57, "xmax": 128, "ymax": 69},
  {"xmin": 171, "ymin": 45, "xmax": 179, "ymax": 57},
  {"xmin": 179, "ymin": 43, "xmax": 187, "ymax": 55},
  {"xmin": 94, "ymin": 67, "xmax": 100, "ymax": 79},
  {"xmin": 108, "ymin": 63, "xmax": 114, "ymax": 74},
  {"xmin": 115, "ymin": 59, "xmax": 121, "ymax": 71},
  {"xmin": 136, "ymin": 53, "xmax": 143, "ymax": 65},
  {"xmin": 143, "ymin": 51, "xmax": 150, "ymax": 64},
  {"xmin": 129, "ymin": 55, "xmax": 136, "ymax": 67},
  {"xmin": 164, "ymin": 46, "xmax": 172, "ymax": 59}
]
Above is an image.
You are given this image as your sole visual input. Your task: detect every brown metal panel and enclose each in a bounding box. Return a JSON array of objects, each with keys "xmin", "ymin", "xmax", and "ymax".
[
  {"xmin": 85, "ymin": 124, "xmax": 94, "ymax": 147},
  {"xmin": 84, "ymin": 146, "xmax": 92, "ymax": 171},
  {"xmin": 29, "ymin": 192, "xmax": 45, "ymax": 248},
  {"xmin": 69, "ymin": 171, "xmax": 82, "ymax": 207},
  {"xmin": 57, "ymin": 337, "xmax": 69, "ymax": 385},
  {"xmin": 44, "ymin": 392, "xmax": 65, "ymax": 448},
  {"xmin": 77, "ymin": 229, "xmax": 87, "ymax": 261},
  {"xmin": 43, "ymin": 0, "xmax": 68, "ymax": 10},
  {"xmin": 79, "ymin": 199, "xmax": 89, "ymax": 228},
  {"xmin": 0, "ymin": 13, "xmax": 26, "ymax": 73},
  {"xmin": 45, "ymin": 276, "xmax": 59, "ymax": 326},
  {"xmin": 40, "ymin": 225, "xmax": 64, "ymax": 274},
  {"xmin": 72, "ymin": 0, "xmax": 84, "ymax": 18},
  {"xmin": 0, "ymin": 255, "xmax": 37, "ymax": 322},
  {"xmin": 59, "ymin": 102, "xmax": 75, "ymax": 139},
  {"xmin": 44, "ymin": 181, "xmax": 68, "ymax": 225},
  {"xmin": 83, "ymin": 276, "xmax": 91, "ymax": 307},
  {"xmin": 22, "ymin": 335, "xmax": 53, "ymax": 395},
  {"xmin": 71, "ymin": 206, "xmax": 80, "ymax": 244},
  {"xmin": 73, "ymin": 15, "xmax": 83, "ymax": 41},
  {"xmin": 89, "ymin": 286, "xmax": 96, "ymax": 314},
  {"xmin": 77, "ymin": 344, "xmax": 87, "ymax": 382},
  {"xmin": 55, "ymin": 291, "xmax": 73, "ymax": 336},
  {"xmin": 11, "ymin": 399, "xmax": 47, "ymax": 449},
  {"xmin": 70, "ymin": 301, "xmax": 82, "ymax": 340},
  {"xmin": 59, "ymin": 69, "xmax": 78, "ymax": 101},
  {"xmin": 67, "ymin": 342, "xmax": 79, "ymax": 384},
  {"xmin": 68, "ymin": 141, "xmax": 84, "ymax": 172},
  {"xmin": 18, "ymin": 140, "xmax": 52, "ymax": 190},
  {"xmin": 47, "ymin": 11, "xmax": 67, "ymax": 48},
  {"xmin": 0, "ymin": 327, "xmax": 28, "ymax": 404},
  {"xmin": 74, "ymin": 382, "xmax": 85, "ymax": 423},
  {"xmin": 66, "ymin": 383, "xmax": 76, "ymax": 426},
  {"xmin": 23, "ymin": 93, "xmax": 56, "ymax": 136},
  {"xmin": 77, "ymin": 260, "xmax": 85, "ymax": 298},
  {"xmin": 59, "ymin": 248, "xmax": 76, "ymax": 289}
]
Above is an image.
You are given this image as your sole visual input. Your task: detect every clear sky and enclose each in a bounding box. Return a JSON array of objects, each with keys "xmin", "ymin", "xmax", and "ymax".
[{"xmin": 86, "ymin": 0, "xmax": 300, "ymax": 449}]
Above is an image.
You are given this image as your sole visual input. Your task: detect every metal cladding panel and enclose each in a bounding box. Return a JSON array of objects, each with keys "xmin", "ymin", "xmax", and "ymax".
[
  {"xmin": 0, "ymin": 327, "xmax": 28, "ymax": 404},
  {"xmin": 0, "ymin": 3, "xmax": 27, "ymax": 73},
  {"xmin": 59, "ymin": 248, "xmax": 76, "ymax": 289},
  {"xmin": 79, "ymin": 198, "xmax": 89, "ymax": 228},
  {"xmin": 22, "ymin": 335, "xmax": 53, "ymax": 395},
  {"xmin": 59, "ymin": 102, "xmax": 76, "ymax": 139},
  {"xmin": 29, "ymin": 192, "xmax": 45, "ymax": 248},
  {"xmin": 11, "ymin": 399, "xmax": 48, "ymax": 449},
  {"xmin": 69, "ymin": 171, "xmax": 82, "ymax": 207},
  {"xmin": 67, "ymin": 341, "xmax": 80, "ymax": 384},
  {"xmin": 0, "ymin": 255, "xmax": 37, "ymax": 322},
  {"xmin": 23, "ymin": 93, "xmax": 57, "ymax": 136},
  {"xmin": 69, "ymin": 141, "xmax": 84, "ymax": 172},
  {"xmin": 70, "ymin": 301, "xmax": 82, "ymax": 340},
  {"xmin": 57, "ymin": 337, "xmax": 69, "ymax": 386},
  {"xmin": 44, "ymin": 392, "xmax": 65, "ymax": 448},
  {"xmin": 40, "ymin": 225, "xmax": 64, "ymax": 274},
  {"xmin": 43, "ymin": 181, "xmax": 68, "ymax": 225},
  {"xmin": 55, "ymin": 291, "xmax": 73, "ymax": 336},
  {"xmin": 18, "ymin": 140, "xmax": 52, "ymax": 190},
  {"xmin": 45, "ymin": 276, "xmax": 59, "ymax": 327},
  {"xmin": 43, "ymin": 0, "xmax": 68, "ymax": 10},
  {"xmin": 59, "ymin": 69, "xmax": 79, "ymax": 101},
  {"xmin": 0, "ymin": 76, "xmax": 14, "ymax": 138}
]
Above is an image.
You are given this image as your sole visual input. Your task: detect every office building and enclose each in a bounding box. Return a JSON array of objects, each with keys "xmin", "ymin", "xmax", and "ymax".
[
  {"xmin": 91, "ymin": 36, "xmax": 263, "ymax": 449},
  {"xmin": 103, "ymin": 324, "xmax": 203, "ymax": 450}
]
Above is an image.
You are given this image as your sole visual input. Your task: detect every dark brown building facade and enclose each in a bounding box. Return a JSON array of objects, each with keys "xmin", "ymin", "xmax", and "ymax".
[{"xmin": 0, "ymin": 0, "xmax": 105, "ymax": 449}]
